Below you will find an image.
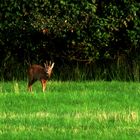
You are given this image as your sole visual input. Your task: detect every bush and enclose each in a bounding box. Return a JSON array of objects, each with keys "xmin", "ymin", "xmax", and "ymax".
[{"xmin": 0, "ymin": 0, "xmax": 140, "ymax": 81}]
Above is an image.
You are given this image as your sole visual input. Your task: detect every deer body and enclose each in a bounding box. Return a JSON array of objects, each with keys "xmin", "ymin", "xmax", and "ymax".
[{"xmin": 27, "ymin": 61, "xmax": 54, "ymax": 92}]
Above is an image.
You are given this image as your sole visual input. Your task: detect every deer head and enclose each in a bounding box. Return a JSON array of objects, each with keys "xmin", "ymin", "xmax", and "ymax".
[{"xmin": 44, "ymin": 61, "xmax": 55, "ymax": 78}]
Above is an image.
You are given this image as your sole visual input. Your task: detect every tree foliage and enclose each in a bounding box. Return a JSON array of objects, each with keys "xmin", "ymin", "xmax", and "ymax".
[{"xmin": 0, "ymin": 0, "xmax": 140, "ymax": 80}]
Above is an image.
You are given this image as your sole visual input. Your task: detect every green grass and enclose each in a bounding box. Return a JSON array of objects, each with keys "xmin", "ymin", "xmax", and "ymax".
[{"xmin": 0, "ymin": 81, "xmax": 140, "ymax": 140}]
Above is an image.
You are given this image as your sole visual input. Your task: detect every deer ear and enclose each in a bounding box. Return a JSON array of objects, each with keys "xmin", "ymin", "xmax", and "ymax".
[
  {"xmin": 44, "ymin": 63, "xmax": 47, "ymax": 68},
  {"xmin": 49, "ymin": 61, "xmax": 51, "ymax": 65},
  {"xmin": 51, "ymin": 62, "xmax": 54, "ymax": 69},
  {"xmin": 46, "ymin": 61, "xmax": 48, "ymax": 66}
]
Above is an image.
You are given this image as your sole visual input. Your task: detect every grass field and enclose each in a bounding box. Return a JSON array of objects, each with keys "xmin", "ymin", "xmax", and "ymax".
[{"xmin": 0, "ymin": 81, "xmax": 140, "ymax": 140}]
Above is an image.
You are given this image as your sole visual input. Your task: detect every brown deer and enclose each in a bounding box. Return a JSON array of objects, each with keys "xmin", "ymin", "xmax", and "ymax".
[{"xmin": 27, "ymin": 61, "xmax": 54, "ymax": 92}]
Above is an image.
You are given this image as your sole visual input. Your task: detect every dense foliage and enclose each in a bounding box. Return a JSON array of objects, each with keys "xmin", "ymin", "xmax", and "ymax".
[{"xmin": 0, "ymin": 0, "xmax": 140, "ymax": 80}]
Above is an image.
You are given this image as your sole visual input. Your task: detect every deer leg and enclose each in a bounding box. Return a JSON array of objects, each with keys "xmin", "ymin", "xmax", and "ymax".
[
  {"xmin": 28, "ymin": 79, "xmax": 36, "ymax": 92},
  {"xmin": 28, "ymin": 84, "xmax": 32, "ymax": 92},
  {"xmin": 41, "ymin": 79, "xmax": 47, "ymax": 92}
]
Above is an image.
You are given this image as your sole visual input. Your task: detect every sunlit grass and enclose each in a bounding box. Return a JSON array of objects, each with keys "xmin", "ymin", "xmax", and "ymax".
[{"xmin": 0, "ymin": 81, "xmax": 140, "ymax": 139}]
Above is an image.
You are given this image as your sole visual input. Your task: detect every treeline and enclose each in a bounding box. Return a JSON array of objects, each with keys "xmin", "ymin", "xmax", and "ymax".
[{"xmin": 0, "ymin": 0, "xmax": 140, "ymax": 81}]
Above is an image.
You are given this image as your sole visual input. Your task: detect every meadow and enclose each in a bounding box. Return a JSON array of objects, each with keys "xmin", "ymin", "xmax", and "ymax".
[{"xmin": 0, "ymin": 81, "xmax": 140, "ymax": 140}]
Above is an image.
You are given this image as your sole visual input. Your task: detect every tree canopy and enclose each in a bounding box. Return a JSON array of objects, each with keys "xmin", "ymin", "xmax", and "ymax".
[{"xmin": 0, "ymin": 0, "xmax": 140, "ymax": 81}]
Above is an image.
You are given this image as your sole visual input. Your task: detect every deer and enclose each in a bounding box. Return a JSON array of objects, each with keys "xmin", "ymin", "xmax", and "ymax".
[{"xmin": 27, "ymin": 61, "xmax": 54, "ymax": 92}]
